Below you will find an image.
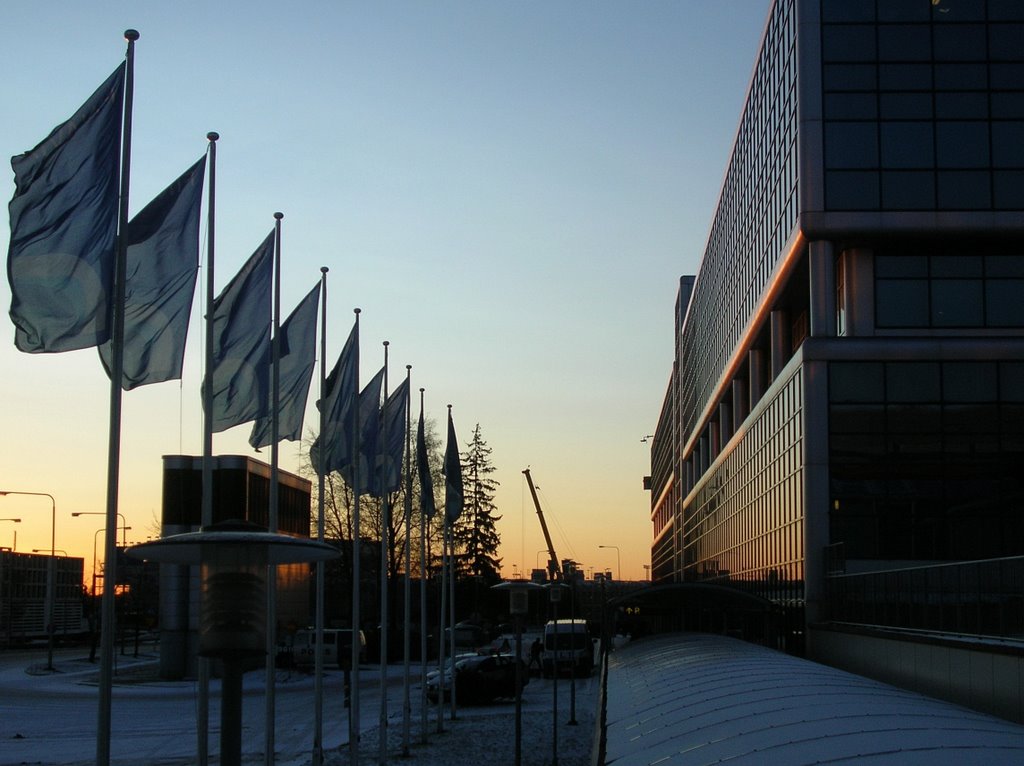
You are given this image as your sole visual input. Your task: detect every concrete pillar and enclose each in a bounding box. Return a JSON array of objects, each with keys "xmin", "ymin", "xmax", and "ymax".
[
  {"xmin": 749, "ymin": 349, "xmax": 766, "ymax": 411},
  {"xmin": 809, "ymin": 240, "xmax": 836, "ymax": 337},
  {"xmin": 771, "ymin": 310, "xmax": 790, "ymax": 379},
  {"xmin": 732, "ymin": 378, "xmax": 749, "ymax": 432},
  {"xmin": 841, "ymin": 246, "xmax": 875, "ymax": 337}
]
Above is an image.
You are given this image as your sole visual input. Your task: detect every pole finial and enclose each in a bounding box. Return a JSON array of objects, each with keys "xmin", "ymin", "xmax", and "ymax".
[
  {"xmin": 321, "ymin": 266, "xmax": 329, "ymax": 274},
  {"xmin": 406, "ymin": 364, "xmax": 412, "ymax": 371},
  {"xmin": 124, "ymin": 29, "xmax": 140, "ymax": 41},
  {"xmin": 274, "ymin": 212, "xmax": 284, "ymax": 220},
  {"xmin": 354, "ymin": 307, "xmax": 361, "ymax": 315},
  {"xmin": 206, "ymin": 131, "xmax": 219, "ymax": 142},
  {"xmin": 419, "ymin": 387, "xmax": 425, "ymax": 393},
  {"xmin": 383, "ymin": 340, "xmax": 390, "ymax": 348}
]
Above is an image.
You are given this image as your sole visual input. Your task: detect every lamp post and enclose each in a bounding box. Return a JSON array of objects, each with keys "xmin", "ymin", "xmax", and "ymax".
[
  {"xmin": 127, "ymin": 521, "xmax": 339, "ymax": 766},
  {"xmin": 32, "ymin": 549, "xmax": 67, "ymax": 555},
  {"xmin": 0, "ymin": 519, "xmax": 20, "ymax": 647},
  {"xmin": 0, "ymin": 491, "xmax": 57, "ymax": 670},
  {"xmin": 598, "ymin": 545, "xmax": 621, "ymax": 581},
  {"xmin": 0, "ymin": 518, "xmax": 20, "ymax": 551},
  {"xmin": 492, "ymin": 580, "xmax": 542, "ymax": 766}
]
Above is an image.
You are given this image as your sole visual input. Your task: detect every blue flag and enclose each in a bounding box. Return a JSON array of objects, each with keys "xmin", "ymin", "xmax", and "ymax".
[
  {"xmin": 99, "ymin": 156, "xmax": 206, "ymax": 389},
  {"xmin": 444, "ymin": 407, "xmax": 464, "ymax": 524},
  {"xmin": 7, "ymin": 63, "xmax": 125, "ymax": 353},
  {"xmin": 340, "ymin": 366, "xmax": 385, "ymax": 495},
  {"xmin": 417, "ymin": 406, "xmax": 436, "ymax": 519},
  {"xmin": 310, "ymin": 320, "xmax": 359, "ymax": 475},
  {"xmin": 249, "ymin": 282, "xmax": 321, "ymax": 449},
  {"xmin": 206, "ymin": 232, "xmax": 274, "ymax": 432},
  {"xmin": 368, "ymin": 377, "xmax": 409, "ymax": 498}
]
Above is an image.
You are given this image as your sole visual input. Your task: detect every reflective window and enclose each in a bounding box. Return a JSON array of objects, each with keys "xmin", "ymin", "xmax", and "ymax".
[
  {"xmin": 992, "ymin": 122, "xmax": 1024, "ymax": 165},
  {"xmin": 887, "ymin": 363, "xmax": 941, "ymax": 402},
  {"xmin": 826, "ymin": 122, "xmax": 879, "ymax": 167},
  {"xmin": 882, "ymin": 171, "xmax": 935, "ymax": 209},
  {"xmin": 826, "ymin": 170, "xmax": 879, "ymax": 209},
  {"xmin": 879, "ymin": 25, "xmax": 931, "ymax": 61},
  {"xmin": 937, "ymin": 170, "xmax": 991, "ymax": 209},
  {"xmin": 881, "ymin": 122, "xmax": 933, "ymax": 167},
  {"xmin": 936, "ymin": 122, "xmax": 990, "ymax": 166},
  {"xmin": 931, "ymin": 279, "xmax": 984, "ymax": 325},
  {"xmin": 876, "ymin": 279, "xmax": 928, "ymax": 326},
  {"xmin": 823, "ymin": 25, "xmax": 877, "ymax": 61}
]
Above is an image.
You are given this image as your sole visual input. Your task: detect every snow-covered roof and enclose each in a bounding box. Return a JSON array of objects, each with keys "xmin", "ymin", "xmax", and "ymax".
[{"xmin": 604, "ymin": 633, "xmax": 1024, "ymax": 765}]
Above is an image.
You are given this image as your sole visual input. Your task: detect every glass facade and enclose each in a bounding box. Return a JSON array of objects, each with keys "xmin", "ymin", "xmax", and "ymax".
[
  {"xmin": 829, "ymin": 359, "xmax": 1024, "ymax": 562},
  {"xmin": 821, "ymin": 0, "xmax": 1024, "ymax": 211},
  {"xmin": 678, "ymin": 0, "xmax": 798, "ymax": 443},
  {"xmin": 876, "ymin": 248, "xmax": 1024, "ymax": 329},
  {"xmin": 682, "ymin": 371, "xmax": 805, "ymax": 609}
]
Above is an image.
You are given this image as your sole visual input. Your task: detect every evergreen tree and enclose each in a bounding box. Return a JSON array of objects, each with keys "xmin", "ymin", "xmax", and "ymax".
[{"xmin": 452, "ymin": 423, "xmax": 502, "ymax": 584}]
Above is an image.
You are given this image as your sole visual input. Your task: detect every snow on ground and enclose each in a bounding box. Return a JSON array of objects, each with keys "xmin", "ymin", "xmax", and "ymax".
[{"xmin": 0, "ymin": 647, "xmax": 598, "ymax": 766}]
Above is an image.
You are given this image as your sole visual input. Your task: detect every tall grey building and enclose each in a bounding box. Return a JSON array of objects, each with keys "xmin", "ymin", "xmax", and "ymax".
[{"xmin": 650, "ymin": 0, "xmax": 1024, "ymax": 721}]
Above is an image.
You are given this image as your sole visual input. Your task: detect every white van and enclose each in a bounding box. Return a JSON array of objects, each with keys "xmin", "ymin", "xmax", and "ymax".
[
  {"xmin": 542, "ymin": 619, "xmax": 593, "ymax": 677},
  {"xmin": 288, "ymin": 628, "xmax": 365, "ymax": 670}
]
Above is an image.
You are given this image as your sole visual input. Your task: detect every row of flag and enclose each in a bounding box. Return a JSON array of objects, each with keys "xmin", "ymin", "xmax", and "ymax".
[
  {"xmin": 6, "ymin": 53, "xmax": 466, "ymax": 512},
  {"xmin": 7, "ymin": 34, "xmax": 469, "ymax": 766}
]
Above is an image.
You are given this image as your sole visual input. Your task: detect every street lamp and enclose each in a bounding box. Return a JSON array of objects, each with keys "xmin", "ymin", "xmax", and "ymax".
[
  {"xmin": 0, "ymin": 518, "xmax": 20, "ymax": 551},
  {"xmin": 0, "ymin": 491, "xmax": 57, "ymax": 671},
  {"xmin": 32, "ymin": 549, "xmax": 68, "ymax": 555},
  {"xmin": 598, "ymin": 545, "xmax": 621, "ymax": 581},
  {"xmin": 72, "ymin": 511, "xmax": 130, "ymax": 546},
  {"xmin": 127, "ymin": 520, "xmax": 339, "ymax": 766}
]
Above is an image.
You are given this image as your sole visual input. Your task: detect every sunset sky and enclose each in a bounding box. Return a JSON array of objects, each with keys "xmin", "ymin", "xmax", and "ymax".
[{"xmin": 0, "ymin": 1, "xmax": 770, "ymax": 584}]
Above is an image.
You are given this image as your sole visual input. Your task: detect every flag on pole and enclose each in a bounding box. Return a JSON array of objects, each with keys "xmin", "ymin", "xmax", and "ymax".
[
  {"xmin": 340, "ymin": 366, "xmax": 384, "ymax": 494},
  {"xmin": 416, "ymin": 405, "xmax": 436, "ymax": 519},
  {"xmin": 310, "ymin": 320, "xmax": 358, "ymax": 475},
  {"xmin": 206, "ymin": 231, "xmax": 273, "ymax": 432},
  {"xmin": 369, "ymin": 377, "xmax": 409, "ymax": 498},
  {"xmin": 443, "ymin": 407, "xmax": 463, "ymax": 524},
  {"xmin": 7, "ymin": 63, "xmax": 126, "ymax": 353},
  {"xmin": 250, "ymin": 281, "xmax": 321, "ymax": 448},
  {"xmin": 98, "ymin": 155, "xmax": 206, "ymax": 389}
]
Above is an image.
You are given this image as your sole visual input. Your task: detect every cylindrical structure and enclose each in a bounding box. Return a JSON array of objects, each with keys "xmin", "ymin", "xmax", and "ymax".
[{"xmin": 199, "ymin": 548, "xmax": 267, "ymax": 659}]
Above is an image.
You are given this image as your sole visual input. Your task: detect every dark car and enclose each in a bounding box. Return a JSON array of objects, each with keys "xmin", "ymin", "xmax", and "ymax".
[{"xmin": 426, "ymin": 653, "xmax": 529, "ymax": 704}]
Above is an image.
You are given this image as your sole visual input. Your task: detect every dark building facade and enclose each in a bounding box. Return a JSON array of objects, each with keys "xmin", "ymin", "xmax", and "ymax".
[{"xmin": 651, "ymin": 0, "xmax": 1024, "ymax": 721}]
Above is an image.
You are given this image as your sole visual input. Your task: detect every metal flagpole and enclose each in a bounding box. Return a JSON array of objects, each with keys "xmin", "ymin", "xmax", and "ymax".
[
  {"xmin": 401, "ymin": 366, "xmax": 412, "ymax": 757},
  {"xmin": 379, "ymin": 342, "xmax": 390, "ymax": 766},
  {"xmin": 436, "ymin": 512, "xmax": 446, "ymax": 734},
  {"xmin": 264, "ymin": 211, "xmax": 283, "ymax": 766},
  {"xmin": 447, "ymin": 406, "xmax": 457, "ymax": 721},
  {"xmin": 418, "ymin": 388, "xmax": 429, "ymax": 745},
  {"xmin": 350, "ymin": 308, "xmax": 362, "ymax": 766},
  {"xmin": 313, "ymin": 266, "xmax": 328, "ymax": 765},
  {"xmin": 198, "ymin": 128, "xmax": 218, "ymax": 766},
  {"xmin": 98, "ymin": 29, "xmax": 137, "ymax": 766}
]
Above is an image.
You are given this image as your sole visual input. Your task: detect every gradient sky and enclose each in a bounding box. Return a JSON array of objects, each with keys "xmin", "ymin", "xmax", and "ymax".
[{"xmin": 0, "ymin": 1, "xmax": 770, "ymax": 583}]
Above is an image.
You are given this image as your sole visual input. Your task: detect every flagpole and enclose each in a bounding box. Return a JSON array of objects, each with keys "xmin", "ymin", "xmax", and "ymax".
[
  {"xmin": 446, "ymin": 405, "xmax": 458, "ymax": 720},
  {"xmin": 97, "ymin": 29, "xmax": 137, "ymax": 766},
  {"xmin": 197, "ymin": 129, "xmax": 218, "ymax": 766},
  {"xmin": 313, "ymin": 266, "xmax": 328, "ymax": 766},
  {"xmin": 401, "ymin": 366, "xmax": 413, "ymax": 757},
  {"xmin": 350, "ymin": 308, "xmax": 362, "ymax": 766},
  {"xmin": 418, "ymin": 388, "xmax": 429, "ymax": 745},
  {"xmin": 265, "ymin": 212, "xmax": 283, "ymax": 766},
  {"xmin": 379, "ymin": 341, "xmax": 390, "ymax": 766},
  {"xmin": 437, "ymin": 509, "xmax": 447, "ymax": 734}
]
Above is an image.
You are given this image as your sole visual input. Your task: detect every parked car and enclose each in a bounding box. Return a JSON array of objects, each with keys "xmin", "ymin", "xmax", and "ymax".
[{"xmin": 425, "ymin": 652, "xmax": 529, "ymax": 704}]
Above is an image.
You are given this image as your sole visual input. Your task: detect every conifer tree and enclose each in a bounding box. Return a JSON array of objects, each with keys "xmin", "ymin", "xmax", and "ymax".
[{"xmin": 452, "ymin": 423, "xmax": 502, "ymax": 584}]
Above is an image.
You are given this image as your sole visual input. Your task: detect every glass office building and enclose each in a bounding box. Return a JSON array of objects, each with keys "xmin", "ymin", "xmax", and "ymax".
[{"xmin": 650, "ymin": 0, "xmax": 1024, "ymax": 719}]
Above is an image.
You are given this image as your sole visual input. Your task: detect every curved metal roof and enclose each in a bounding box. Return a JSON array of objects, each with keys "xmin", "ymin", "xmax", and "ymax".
[{"xmin": 604, "ymin": 633, "xmax": 1024, "ymax": 765}]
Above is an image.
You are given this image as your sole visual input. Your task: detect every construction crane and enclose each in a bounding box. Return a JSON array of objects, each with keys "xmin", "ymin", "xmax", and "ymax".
[{"xmin": 523, "ymin": 468, "xmax": 561, "ymax": 581}]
